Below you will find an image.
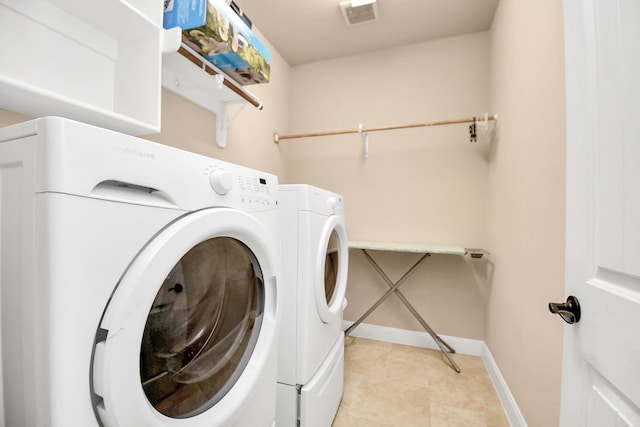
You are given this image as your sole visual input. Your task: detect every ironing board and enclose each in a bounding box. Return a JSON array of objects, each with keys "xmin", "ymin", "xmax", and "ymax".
[{"xmin": 345, "ymin": 241, "xmax": 486, "ymax": 373}]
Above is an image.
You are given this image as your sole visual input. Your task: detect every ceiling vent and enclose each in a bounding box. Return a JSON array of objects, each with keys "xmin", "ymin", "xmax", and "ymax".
[{"xmin": 340, "ymin": 1, "xmax": 379, "ymax": 27}]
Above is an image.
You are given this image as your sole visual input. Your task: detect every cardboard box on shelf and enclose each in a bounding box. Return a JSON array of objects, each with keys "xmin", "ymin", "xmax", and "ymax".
[{"xmin": 163, "ymin": 0, "xmax": 270, "ymax": 85}]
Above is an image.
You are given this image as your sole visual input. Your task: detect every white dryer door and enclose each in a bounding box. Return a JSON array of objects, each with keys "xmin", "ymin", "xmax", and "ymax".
[
  {"xmin": 315, "ymin": 215, "xmax": 349, "ymax": 324},
  {"xmin": 91, "ymin": 208, "xmax": 277, "ymax": 427}
]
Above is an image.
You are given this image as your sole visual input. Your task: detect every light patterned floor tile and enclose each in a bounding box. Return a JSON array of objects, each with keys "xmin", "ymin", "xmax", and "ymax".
[{"xmin": 332, "ymin": 337, "xmax": 509, "ymax": 427}]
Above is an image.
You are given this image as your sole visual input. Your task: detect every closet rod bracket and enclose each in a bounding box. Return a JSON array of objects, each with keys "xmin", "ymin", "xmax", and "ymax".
[
  {"xmin": 358, "ymin": 123, "xmax": 369, "ymax": 159},
  {"xmin": 215, "ymin": 74, "xmax": 225, "ymax": 89}
]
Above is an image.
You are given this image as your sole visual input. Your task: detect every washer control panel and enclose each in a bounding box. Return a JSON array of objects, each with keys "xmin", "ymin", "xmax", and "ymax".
[{"xmin": 203, "ymin": 164, "xmax": 276, "ymax": 209}]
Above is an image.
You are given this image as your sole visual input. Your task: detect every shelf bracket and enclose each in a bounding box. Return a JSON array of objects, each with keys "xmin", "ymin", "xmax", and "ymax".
[
  {"xmin": 162, "ymin": 42, "xmax": 264, "ymax": 148},
  {"xmin": 216, "ymin": 101, "xmax": 247, "ymax": 148}
]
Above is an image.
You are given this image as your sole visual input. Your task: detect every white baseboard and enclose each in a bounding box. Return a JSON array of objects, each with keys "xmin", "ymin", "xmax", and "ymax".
[
  {"xmin": 343, "ymin": 321, "xmax": 527, "ymax": 427},
  {"xmin": 480, "ymin": 342, "xmax": 528, "ymax": 427},
  {"xmin": 343, "ymin": 320, "xmax": 484, "ymax": 355}
]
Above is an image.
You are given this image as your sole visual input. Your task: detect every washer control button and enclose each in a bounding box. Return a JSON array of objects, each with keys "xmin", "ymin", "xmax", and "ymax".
[{"xmin": 209, "ymin": 169, "xmax": 234, "ymax": 195}]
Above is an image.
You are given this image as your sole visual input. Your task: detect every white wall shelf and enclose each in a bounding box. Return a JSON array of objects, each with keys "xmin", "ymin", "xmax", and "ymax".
[
  {"xmin": 162, "ymin": 42, "xmax": 263, "ymax": 148},
  {"xmin": 0, "ymin": 0, "xmax": 178, "ymax": 136}
]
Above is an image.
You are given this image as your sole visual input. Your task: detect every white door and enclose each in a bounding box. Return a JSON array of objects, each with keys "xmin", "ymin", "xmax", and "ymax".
[{"xmin": 560, "ymin": 0, "xmax": 640, "ymax": 425}]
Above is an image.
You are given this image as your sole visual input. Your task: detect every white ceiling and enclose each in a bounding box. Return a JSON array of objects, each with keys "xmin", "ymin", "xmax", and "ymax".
[{"xmin": 236, "ymin": 0, "xmax": 501, "ymax": 66}]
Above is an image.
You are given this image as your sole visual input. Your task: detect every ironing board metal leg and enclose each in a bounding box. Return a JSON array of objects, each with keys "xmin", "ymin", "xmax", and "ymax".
[
  {"xmin": 344, "ymin": 252, "xmax": 429, "ymax": 336},
  {"xmin": 346, "ymin": 249, "xmax": 461, "ymax": 373}
]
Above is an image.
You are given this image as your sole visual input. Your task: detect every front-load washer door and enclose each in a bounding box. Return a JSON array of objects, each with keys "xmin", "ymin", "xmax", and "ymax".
[
  {"xmin": 91, "ymin": 208, "xmax": 277, "ymax": 427},
  {"xmin": 315, "ymin": 215, "xmax": 348, "ymax": 324}
]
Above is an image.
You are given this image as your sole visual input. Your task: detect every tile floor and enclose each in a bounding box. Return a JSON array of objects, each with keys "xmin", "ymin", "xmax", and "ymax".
[{"xmin": 332, "ymin": 336, "xmax": 510, "ymax": 427}]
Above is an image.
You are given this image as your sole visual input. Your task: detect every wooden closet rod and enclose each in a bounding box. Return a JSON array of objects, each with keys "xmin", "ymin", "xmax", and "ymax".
[
  {"xmin": 177, "ymin": 44, "xmax": 263, "ymax": 110},
  {"xmin": 273, "ymin": 114, "xmax": 497, "ymax": 143}
]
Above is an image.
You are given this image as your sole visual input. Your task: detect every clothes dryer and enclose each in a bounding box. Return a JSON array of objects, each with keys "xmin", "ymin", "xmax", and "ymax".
[
  {"xmin": 0, "ymin": 117, "xmax": 279, "ymax": 427},
  {"xmin": 276, "ymin": 184, "xmax": 349, "ymax": 427}
]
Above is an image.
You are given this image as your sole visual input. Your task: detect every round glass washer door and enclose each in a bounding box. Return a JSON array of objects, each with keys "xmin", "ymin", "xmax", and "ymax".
[
  {"xmin": 91, "ymin": 208, "xmax": 277, "ymax": 427},
  {"xmin": 314, "ymin": 215, "xmax": 348, "ymax": 324}
]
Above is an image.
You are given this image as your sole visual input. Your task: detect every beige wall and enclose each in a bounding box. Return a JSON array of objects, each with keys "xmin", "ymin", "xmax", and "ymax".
[
  {"xmin": 0, "ymin": 110, "xmax": 33, "ymax": 127},
  {"xmin": 486, "ymin": 0, "xmax": 565, "ymax": 425},
  {"xmin": 285, "ymin": 32, "xmax": 491, "ymax": 247},
  {"xmin": 283, "ymin": 32, "xmax": 492, "ymax": 339}
]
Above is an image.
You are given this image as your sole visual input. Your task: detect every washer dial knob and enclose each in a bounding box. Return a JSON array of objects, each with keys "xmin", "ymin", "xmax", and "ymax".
[{"xmin": 209, "ymin": 169, "xmax": 234, "ymax": 195}]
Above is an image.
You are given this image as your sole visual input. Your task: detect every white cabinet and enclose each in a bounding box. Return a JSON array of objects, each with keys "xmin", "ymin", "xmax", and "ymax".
[{"xmin": 0, "ymin": 0, "xmax": 179, "ymax": 135}]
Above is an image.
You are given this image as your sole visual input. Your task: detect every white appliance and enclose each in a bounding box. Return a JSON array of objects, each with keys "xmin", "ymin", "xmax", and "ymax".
[
  {"xmin": 0, "ymin": 117, "xmax": 280, "ymax": 427},
  {"xmin": 276, "ymin": 184, "xmax": 349, "ymax": 427}
]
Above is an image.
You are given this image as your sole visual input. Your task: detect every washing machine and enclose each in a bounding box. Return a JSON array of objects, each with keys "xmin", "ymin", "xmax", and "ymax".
[
  {"xmin": 0, "ymin": 117, "xmax": 280, "ymax": 427},
  {"xmin": 276, "ymin": 184, "xmax": 349, "ymax": 427}
]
